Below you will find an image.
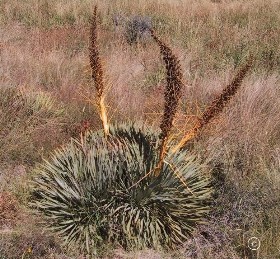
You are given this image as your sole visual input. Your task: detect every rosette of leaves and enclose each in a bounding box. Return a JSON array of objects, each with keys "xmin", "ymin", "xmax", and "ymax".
[{"xmin": 31, "ymin": 123, "xmax": 212, "ymax": 255}]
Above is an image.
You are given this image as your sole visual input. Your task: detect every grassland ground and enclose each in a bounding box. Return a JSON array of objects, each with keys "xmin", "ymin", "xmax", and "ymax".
[{"xmin": 0, "ymin": 0, "xmax": 279, "ymax": 258}]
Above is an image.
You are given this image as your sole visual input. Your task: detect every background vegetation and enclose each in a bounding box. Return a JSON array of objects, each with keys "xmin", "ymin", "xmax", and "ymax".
[{"xmin": 0, "ymin": 0, "xmax": 279, "ymax": 258}]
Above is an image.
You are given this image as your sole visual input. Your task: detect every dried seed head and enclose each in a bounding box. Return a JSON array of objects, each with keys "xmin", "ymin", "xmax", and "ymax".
[
  {"xmin": 200, "ymin": 56, "xmax": 254, "ymax": 128},
  {"xmin": 89, "ymin": 6, "xmax": 109, "ymax": 136},
  {"xmin": 89, "ymin": 6, "xmax": 104, "ymax": 98},
  {"xmin": 150, "ymin": 30, "xmax": 184, "ymax": 141},
  {"xmin": 172, "ymin": 56, "xmax": 254, "ymax": 152},
  {"xmin": 151, "ymin": 30, "xmax": 185, "ymax": 176}
]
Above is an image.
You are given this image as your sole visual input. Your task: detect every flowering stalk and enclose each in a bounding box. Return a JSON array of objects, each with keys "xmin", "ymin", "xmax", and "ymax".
[
  {"xmin": 89, "ymin": 6, "xmax": 109, "ymax": 136},
  {"xmin": 172, "ymin": 56, "xmax": 253, "ymax": 153},
  {"xmin": 151, "ymin": 30, "xmax": 184, "ymax": 176}
]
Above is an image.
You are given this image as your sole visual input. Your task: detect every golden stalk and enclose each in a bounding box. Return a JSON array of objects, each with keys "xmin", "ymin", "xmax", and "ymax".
[
  {"xmin": 172, "ymin": 56, "xmax": 254, "ymax": 153},
  {"xmin": 89, "ymin": 6, "xmax": 109, "ymax": 136},
  {"xmin": 150, "ymin": 30, "xmax": 184, "ymax": 176}
]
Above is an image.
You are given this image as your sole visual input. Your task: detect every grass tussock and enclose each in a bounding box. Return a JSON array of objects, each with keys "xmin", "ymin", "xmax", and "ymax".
[{"xmin": 0, "ymin": 87, "xmax": 64, "ymax": 164}]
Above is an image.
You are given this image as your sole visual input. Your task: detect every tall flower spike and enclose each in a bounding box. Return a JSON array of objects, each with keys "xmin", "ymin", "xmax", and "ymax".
[
  {"xmin": 89, "ymin": 6, "xmax": 109, "ymax": 136},
  {"xmin": 172, "ymin": 56, "xmax": 254, "ymax": 153},
  {"xmin": 151, "ymin": 29, "xmax": 184, "ymax": 176}
]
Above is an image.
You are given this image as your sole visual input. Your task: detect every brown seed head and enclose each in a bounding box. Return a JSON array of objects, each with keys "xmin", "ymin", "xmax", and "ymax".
[
  {"xmin": 151, "ymin": 29, "xmax": 184, "ymax": 176},
  {"xmin": 150, "ymin": 30, "xmax": 184, "ymax": 140},
  {"xmin": 88, "ymin": 6, "xmax": 109, "ymax": 136},
  {"xmin": 199, "ymin": 56, "xmax": 254, "ymax": 128},
  {"xmin": 172, "ymin": 56, "xmax": 254, "ymax": 152},
  {"xmin": 89, "ymin": 6, "xmax": 104, "ymax": 98}
]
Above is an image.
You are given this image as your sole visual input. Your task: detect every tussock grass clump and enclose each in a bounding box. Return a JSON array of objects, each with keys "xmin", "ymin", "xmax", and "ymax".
[
  {"xmin": 32, "ymin": 123, "xmax": 212, "ymax": 255},
  {"xmin": 0, "ymin": 87, "xmax": 63, "ymax": 164}
]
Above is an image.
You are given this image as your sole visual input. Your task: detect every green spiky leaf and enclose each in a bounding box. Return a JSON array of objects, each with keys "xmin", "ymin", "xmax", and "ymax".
[{"xmin": 31, "ymin": 123, "xmax": 212, "ymax": 255}]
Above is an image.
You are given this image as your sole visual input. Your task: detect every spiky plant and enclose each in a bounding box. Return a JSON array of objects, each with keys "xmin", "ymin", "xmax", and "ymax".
[
  {"xmin": 31, "ymin": 6, "xmax": 213, "ymax": 257},
  {"xmin": 31, "ymin": 123, "xmax": 212, "ymax": 255}
]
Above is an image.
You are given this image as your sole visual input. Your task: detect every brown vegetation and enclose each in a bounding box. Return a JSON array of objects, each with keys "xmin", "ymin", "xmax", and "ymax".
[
  {"xmin": 150, "ymin": 29, "xmax": 184, "ymax": 176},
  {"xmin": 0, "ymin": 192, "xmax": 19, "ymax": 228},
  {"xmin": 89, "ymin": 6, "xmax": 109, "ymax": 136}
]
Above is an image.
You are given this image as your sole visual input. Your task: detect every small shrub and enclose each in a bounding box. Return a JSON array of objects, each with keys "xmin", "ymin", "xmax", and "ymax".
[{"xmin": 125, "ymin": 16, "xmax": 152, "ymax": 44}]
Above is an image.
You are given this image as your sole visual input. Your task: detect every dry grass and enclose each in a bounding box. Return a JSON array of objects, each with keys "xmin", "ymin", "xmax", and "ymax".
[
  {"xmin": 0, "ymin": 87, "xmax": 65, "ymax": 164},
  {"xmin": 0, "ymin": 192, "xmax": 19, "ymax": 229},
  {"xmin": 0, "ymin": 0, "xmax": 279, "ymax": 258}
]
